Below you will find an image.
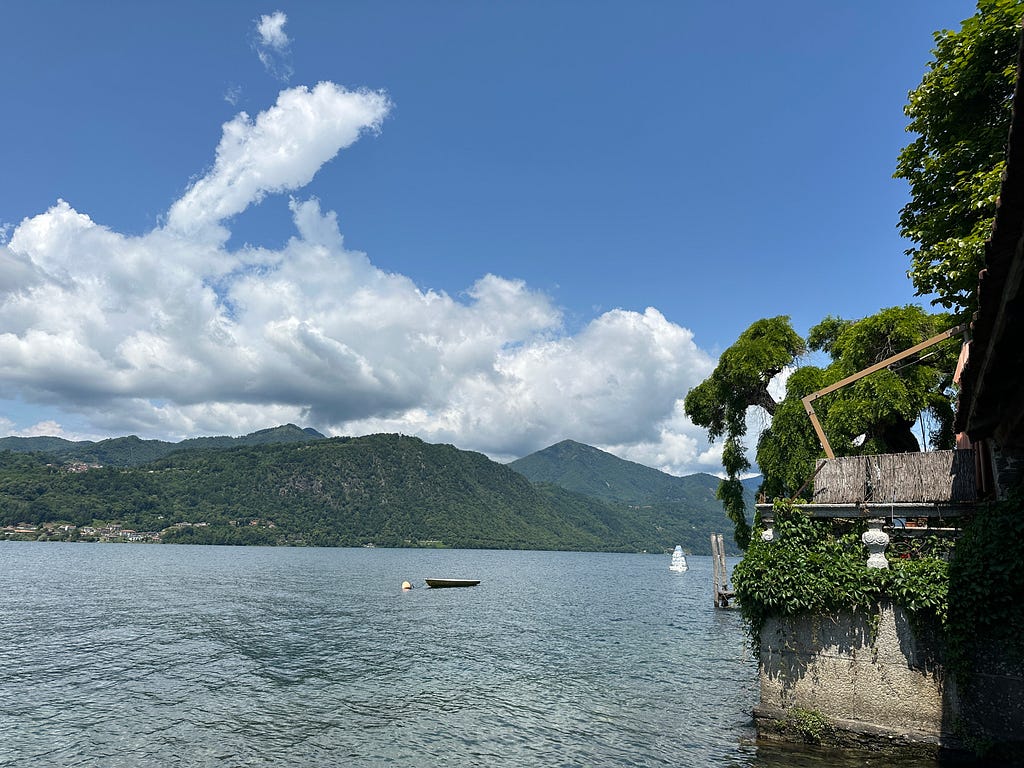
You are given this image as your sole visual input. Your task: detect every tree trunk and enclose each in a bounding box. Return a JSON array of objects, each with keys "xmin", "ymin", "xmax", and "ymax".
[
  {"xmin": 879, "ymin": 419, "xmax": 920, "ymax": 453},
  {"xmin": 754, "ymin": 388, "xmax": 778, "ymax": 416}
]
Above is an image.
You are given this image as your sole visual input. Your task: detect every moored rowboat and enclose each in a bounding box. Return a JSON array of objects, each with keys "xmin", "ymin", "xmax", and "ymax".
[{"xmin": 424, "ymin": 578, "xmax": 480, "ymax": 588}]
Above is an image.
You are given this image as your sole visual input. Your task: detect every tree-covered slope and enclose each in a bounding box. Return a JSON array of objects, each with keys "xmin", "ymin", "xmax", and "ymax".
[
  {"xmin": 507, "ymin": 438, "xmax": 762, "ymax": 509},
  {"xmin": 508, "ymin": 439, "xmax": 719, "ymax": 504},
  {"xmin": 0, "ymin": 434, "xmax": 694, "ymax": 552},
  {"xmin": 509, "ymin": 439, "xmax": 755, "ymax": 552}
]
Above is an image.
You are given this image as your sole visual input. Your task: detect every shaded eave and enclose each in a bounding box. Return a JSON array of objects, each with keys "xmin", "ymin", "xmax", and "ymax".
[
  {"xmin": 755, "ymin": 502, "xmax": 974, "ymax": 519},
  {"xmin": 955, "ymin": 27, "xmax": 1024, "ymax": 450}
]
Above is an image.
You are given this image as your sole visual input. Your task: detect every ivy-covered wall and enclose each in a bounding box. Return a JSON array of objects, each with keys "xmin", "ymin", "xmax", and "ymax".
[
  {"xmin": 735, "ymin": 495, "xmax": 1024, "ymax": 759},
  {"xmin": 944, "ymin": 478, "xmax": 1024, "ymax": 759}
]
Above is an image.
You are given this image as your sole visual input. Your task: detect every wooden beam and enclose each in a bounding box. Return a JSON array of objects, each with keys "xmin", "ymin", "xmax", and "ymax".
[
  {"xmin": 755, "ymin": 502, "xmax": 974, "ymax": 519},
  {"xmin": 802, "ymin": 397, "xmax": 835, "ymax": 459},
  {"xmin": 801, "ymin": 324, "xmax": 967, "ymax": 458}
]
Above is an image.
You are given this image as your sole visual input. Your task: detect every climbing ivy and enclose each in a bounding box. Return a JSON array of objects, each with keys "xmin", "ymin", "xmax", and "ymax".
[
  {"xmin": 945, "ymin": 486, "xmax": 1024, "ymax": 682},
  {"xmin": 734, "ymin": 491, "xmax": 1023, "ymax": 761},
  {"xmin": 887, "ymin": 544, "xmax": 952, "ymax": 623},
  {"xmin": 732, "ymin": 499, "xmax": 952, "ymax": 654}
]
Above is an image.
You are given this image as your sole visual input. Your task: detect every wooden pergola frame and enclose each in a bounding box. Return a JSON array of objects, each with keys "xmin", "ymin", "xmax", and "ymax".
[{"xmin": 801, "ymin": 324, "xmax": 967, "ymax": 459}]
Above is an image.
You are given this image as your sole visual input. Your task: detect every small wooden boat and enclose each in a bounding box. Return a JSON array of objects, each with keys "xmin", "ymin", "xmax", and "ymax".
[{"xmin": 424, "ymin": 578, "xmax": 480, "ymax": 588}]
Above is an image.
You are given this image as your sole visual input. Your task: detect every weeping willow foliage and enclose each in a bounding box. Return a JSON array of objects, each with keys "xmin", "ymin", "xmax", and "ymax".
[{"xmin": 685, "ymin": 316, "xmax": 805, "ymax": 548}]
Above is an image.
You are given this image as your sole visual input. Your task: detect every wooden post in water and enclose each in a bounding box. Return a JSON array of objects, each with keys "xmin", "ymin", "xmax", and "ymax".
[
  {"xmin": 711, "ymin": 533, "xmax": 735, "ymax": 608},
  {"xmin": 711, "ymin": 533, "xmax": 724, "ymax": 607}
]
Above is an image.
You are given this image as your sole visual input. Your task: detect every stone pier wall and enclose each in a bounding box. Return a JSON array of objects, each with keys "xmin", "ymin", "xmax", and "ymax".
[
  {"xmin": 755, "ymin": 603, "xmax": 950, "ymax": 752},
  {"xmin": 753, "ymin": 603, "xmax": 1024, "ymax": 759}
]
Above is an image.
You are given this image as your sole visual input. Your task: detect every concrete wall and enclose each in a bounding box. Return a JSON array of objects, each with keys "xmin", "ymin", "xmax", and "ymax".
[
  {"xmin": 754, "ymin": 603, "xmax": 1024, "ymax": 759},
  {"xmin": 948, "ymin": 640, "xmax": 1024, "ymax": 758},
  {"xmin": 755, "ymin": 603, "xmax": 950, "ymax": 750}
]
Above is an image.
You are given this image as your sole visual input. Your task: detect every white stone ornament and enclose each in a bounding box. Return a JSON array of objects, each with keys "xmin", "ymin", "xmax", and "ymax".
[{"xmin": 862, "ymin": 518, "xmax": 890, "ymax": 569}]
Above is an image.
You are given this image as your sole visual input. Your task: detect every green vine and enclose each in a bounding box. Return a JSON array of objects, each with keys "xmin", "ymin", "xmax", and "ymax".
[
  {"xmin": 734, "ymin": 492, "xmax": 1023, "ymax": 758},
  {"xmin": 886, "ymin": 548, "xmax": 951, "ymax": 623},
  {"xmin": 716, "ymin": 443, "xmax": 751, "ymax": 550},
  {"xmin": 732, "ymin": 499, "xmax": 951, "ymax": 655},
  {"xmin": 945, "ymin": 485, "xmax": 1024, "ymax": 684}
]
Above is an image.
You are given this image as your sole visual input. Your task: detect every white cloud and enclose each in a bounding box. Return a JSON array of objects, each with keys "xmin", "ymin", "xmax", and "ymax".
[
  {"xmin": 168, "ymin": 82, "xmax": 390, "ymax": 239},
  {"xmin": 339, "ymin": 308, "xmax": 716, "ymax": 472},
  {"xmin": 255, "ymin": 11, "xmax": 293, "ymax": 82},
  {"xmin": 0, "ymin": 242, "xmax": 40, "ymax": 293},
  {"xmin": 767, "ymin": 366, "xmax": 791, "ymax": 403},
  {"xmin": 604, "ymin": 401, "xmax": 707, "ymax": 476},
  {"xmin": 0, "ymin": 416, "xmax": 96, "ymax": 442},
  {"xmin": 0, "ymin": 80, "xmax": 722, "ymax": 476},
  {"xmin": 257, "ymin": 11, "xmax": 289, "ymax": 49},
  {"xmin": 18, "ymin": 420, "xmax": 69, "ymax": 438}
]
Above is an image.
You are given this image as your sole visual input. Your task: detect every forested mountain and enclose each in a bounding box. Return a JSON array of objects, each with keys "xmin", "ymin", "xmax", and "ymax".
[
  {"xmin": 0, "ymin": 434, "xmax": 712, "ymax": 552},
  {"xmin": 509, "ymin": 440, "xmax": 757, "ymax": 553},
  {"xmin": 0, "ymin": 424, "xmax": 325, "ymax": 467},
  {"xmin": 509, "ymin": 439, "xmax": 724, "ymax": 504}
]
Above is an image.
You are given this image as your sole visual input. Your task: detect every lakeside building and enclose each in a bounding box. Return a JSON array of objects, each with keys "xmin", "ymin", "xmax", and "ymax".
[{"xmin": 750, "ymin": 26, "xmax": 1024, "ymax": 762}]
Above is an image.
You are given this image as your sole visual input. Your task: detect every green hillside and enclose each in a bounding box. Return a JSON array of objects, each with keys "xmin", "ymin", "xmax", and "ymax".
[
  {"xmin": 509, "ymin": 440, "xmax": 756, "ymax": 553},
  {"xmin": 0, "ymin": 434, "xmax": 698, "ymax": 552},
  {"xmin": 0, "ymin": 424, "xmax": 325, "ymax": 467},
  {"xmin": 508, "ymin": 439, "xmax": 722, "ymax": 504}
]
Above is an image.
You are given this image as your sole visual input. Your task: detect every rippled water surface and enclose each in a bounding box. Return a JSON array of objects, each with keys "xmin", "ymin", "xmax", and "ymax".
[{"xmin": 1, "ymin": 543, "xmax": 949, "ymax": 767}]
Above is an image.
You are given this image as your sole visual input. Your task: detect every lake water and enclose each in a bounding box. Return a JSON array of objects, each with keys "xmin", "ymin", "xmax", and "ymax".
[{"xmin": 0, "ymin": 543, "xmax": 953, "ymax": 767}]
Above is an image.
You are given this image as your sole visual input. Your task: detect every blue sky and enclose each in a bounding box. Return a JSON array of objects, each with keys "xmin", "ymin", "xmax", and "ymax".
[{"xmin": 0, "ymin": 1, "xmax": 976, "ymax": 474}]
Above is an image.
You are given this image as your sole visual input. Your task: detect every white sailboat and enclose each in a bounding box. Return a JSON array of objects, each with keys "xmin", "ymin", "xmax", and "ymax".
[{"xmin": 669, "ymin": 545, "xmax": 688, "ymax": 572}]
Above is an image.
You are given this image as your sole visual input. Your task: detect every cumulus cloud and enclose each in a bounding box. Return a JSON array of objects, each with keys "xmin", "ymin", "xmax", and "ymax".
[
  {"xmin": 254, "ymin": 11, "xmax": 293, "ymax": 81},
  {"xmin": 168, "ymin": 82, "xmax": 390, "ymax": 239},
  {"xmin": 0, "ymin": 416, "xmax": 96, "ymax": 441},
  {"xmin": 342, "ymin": 307, "xmax": 715, "ymax": 465},
  {"xmin": 0, "ymin": 81, "xmax": 719, "ymax": 475}
]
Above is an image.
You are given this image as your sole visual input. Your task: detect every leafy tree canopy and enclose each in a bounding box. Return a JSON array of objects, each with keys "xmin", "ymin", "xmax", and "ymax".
[
  {"xmin": 688, "ymin": 307, "xmax": 959, "ymax": 528},
  {"xmin": 895, "ymin": 0, "xmax": 1024, "ymax": 318},
  {"xmin": 685, "ymin": 317, "xmax": 805, "ymax": 438},
  {"xmin": 808, "ymin": 306, "xmax": 957, "ymax": 456}
]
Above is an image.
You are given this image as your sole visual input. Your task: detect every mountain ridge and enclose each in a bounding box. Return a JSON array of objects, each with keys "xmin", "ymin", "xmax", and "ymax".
[
  {"xmin": 0, "ymin": 429, "xmax": 751, "ymax": 553},
  {"xmin": 0, "ymin": 434, "xmax": 722, "ymax": 552},
  {"xmin": 509, "ymin": 439, "xmax": 726, "ymax": 505},
  {"xmin": 0, "ymin": 424, "xmax": 326, "ymax": 467},
  {"xmin": 509, "ymin": 439, "xmax": 755, "ymax": 553}
]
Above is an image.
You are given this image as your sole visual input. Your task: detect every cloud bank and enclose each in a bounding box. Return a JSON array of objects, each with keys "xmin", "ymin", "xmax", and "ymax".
[{"xmin": 0, "ymin": 81, "xmax": 719, "ymax": 475}]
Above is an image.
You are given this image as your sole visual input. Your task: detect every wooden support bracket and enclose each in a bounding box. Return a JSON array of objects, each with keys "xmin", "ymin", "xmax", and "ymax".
[{"xmin": 801, "ymin": 324, "xmax": 967, "ymax": 460}]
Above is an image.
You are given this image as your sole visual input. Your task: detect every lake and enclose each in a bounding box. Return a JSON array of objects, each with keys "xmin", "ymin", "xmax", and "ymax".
[{"xmin": 0, "ymin": 543, "xmax": 954, "ymax": 767}]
